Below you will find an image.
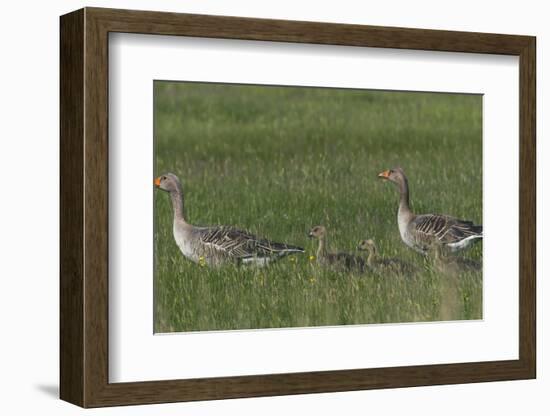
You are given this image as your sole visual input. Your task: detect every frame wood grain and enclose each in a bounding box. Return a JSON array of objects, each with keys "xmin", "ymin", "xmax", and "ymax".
[{"xmin": 60, "ymin": 7, "xmax": 536, "ymax": 408}]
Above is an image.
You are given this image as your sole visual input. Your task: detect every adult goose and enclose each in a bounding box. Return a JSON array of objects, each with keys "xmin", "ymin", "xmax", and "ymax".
[
  {"xmin": 308, "ymin": 225, "xmax": 366, "ymax": 272},
  {"xmin": 357, "ymin": 239, "xmax": 417, "ymax": 276},
  {"xmin": 154, "ymin": 173, "xmax": 304, "ymax": 267},
  {"xmin": 378, "ymin": 167, "xmax": 482, "ymax": 254}
]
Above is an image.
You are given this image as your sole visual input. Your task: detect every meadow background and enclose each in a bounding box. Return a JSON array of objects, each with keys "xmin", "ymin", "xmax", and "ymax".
[{"xmin": 154, "ymin": 81, "xmax": 482, "ymax": 333}]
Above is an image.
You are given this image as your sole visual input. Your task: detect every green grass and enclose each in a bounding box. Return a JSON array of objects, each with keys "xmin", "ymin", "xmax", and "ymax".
[{"xmin": 154, "ymin": 81, "xmax": 483, "ymax": 333}]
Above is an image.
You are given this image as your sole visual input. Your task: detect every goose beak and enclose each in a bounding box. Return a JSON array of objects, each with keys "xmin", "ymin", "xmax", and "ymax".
[
  {"xmin": 378, "ymin": 170, "xmax": 391, "ymax": 179},
  {"xmin": 154, "ymin": 177, "xmax": 161, "ymax": 187}
]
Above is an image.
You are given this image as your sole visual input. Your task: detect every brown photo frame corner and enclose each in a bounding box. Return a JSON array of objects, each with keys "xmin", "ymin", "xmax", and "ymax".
[{"xmin": 60, "ymin": 7, "xmax": 536, "ymax": 408}]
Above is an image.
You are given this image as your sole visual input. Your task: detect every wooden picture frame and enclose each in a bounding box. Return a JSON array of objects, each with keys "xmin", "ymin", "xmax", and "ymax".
[{"xmin": 60, "ymin": 7, "xmax": 536, "ymax": 408}]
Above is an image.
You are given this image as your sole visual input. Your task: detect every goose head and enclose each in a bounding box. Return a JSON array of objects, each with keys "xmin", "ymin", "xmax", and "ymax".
[
  {"xmin": 308, "ymin": 225, "xmax": 326, "ymax": 240},
  {"xmin": 357, "ymin": 239, "xmax": 376, "ymax": 253},
  {"xmin": 154, "ymin": 172, "xmax": 182, "ymax": 193},
  {"xmin": 378, "ymin": 167, "xmax": 406, "ymax": 186}
]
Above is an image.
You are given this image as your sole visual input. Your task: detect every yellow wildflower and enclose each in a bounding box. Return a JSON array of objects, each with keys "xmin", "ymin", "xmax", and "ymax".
[{"xmin": 309, "ymin": 255, "xmax": 315, "ymax": 262}]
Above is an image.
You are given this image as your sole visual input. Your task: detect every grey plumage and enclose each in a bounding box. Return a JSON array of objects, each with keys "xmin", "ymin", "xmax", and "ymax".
[
  {"xmin": 195, "ymin": 226, "xmax": 304, "ymax": 265},
  {"xmin": 155, "ymin": 172, "xmax": 304, "ymax": 267},
  {"xmin": 378, "ymin": 167, "xmax": 482, "ymax": 254},
  {"xmin": 409, "ymin": 214, "xmax": 483, "ymax": 252}
]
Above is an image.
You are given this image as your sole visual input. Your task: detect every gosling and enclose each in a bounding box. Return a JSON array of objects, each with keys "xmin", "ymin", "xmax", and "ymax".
[
  {"xmin": 357, "ymin": 239, "xmax": 417, "ymax": 276},
  {"xmin": 308, "ymin": 225, "xmax": 366, "ymax": 272},
  {"xmin": 430, "ymin": 244, "xmax": 482, "ymax": 276}
]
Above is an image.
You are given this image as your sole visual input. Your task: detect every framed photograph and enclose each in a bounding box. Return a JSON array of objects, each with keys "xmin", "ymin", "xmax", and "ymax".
[{"xmin": 60, "ymin": 7, "xmax": 536, "ymax": 407}]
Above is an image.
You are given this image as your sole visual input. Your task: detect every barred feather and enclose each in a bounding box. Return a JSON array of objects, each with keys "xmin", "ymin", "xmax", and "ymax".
[
  {"xmin": 379, "ymin": 167, "xmax": 482, "ymax": 255},
  {"xmin": 197, "ymin": 226, "xmax": 304, "ymax": 262},
  {"xmin": 411, "ymin": 214, "xmax": 483, "ymax": 252},
  {"xmin": 156, "ymin": 172, "xmax": 304, "ymax": 267}
]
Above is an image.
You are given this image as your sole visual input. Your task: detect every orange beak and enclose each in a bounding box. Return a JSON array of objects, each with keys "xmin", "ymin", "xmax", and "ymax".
[
  {"xmin": 378, "ymin": 170, "xmax": 391, "ymax": 179},
  {"xmin": 154, "ymin": 177, "xmax": 161, "ymax": 187}
]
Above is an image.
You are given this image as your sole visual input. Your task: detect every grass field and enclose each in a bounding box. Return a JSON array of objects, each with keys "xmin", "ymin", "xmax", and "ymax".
[{"xmin": 153, "ymin": 81, "xmax": 483, "ymax": 333}]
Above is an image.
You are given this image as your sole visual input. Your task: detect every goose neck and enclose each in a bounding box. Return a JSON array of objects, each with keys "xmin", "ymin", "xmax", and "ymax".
[
  {"xmin": 169, "ymin": 187, "xmax": 187, "ymax": 224},
  {"xmin": 398, "ymin": 177, "xmax": 412, "ymax": 217}
]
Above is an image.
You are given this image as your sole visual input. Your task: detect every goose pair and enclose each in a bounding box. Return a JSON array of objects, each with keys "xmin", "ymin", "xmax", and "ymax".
[
  {"xmin": 378, "ymin": 167, "xmax": 482, "ymax": 254},
  {"xmin": 155, "ymin": 173, "xmax": 303, "ymax": 267}
]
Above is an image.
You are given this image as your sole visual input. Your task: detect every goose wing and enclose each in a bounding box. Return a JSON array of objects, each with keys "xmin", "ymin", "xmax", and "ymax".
[
  {"xmin": 197, "ymin": 226, "xmax": 303, "ymax": 260},
  {"xmin": 410, "ymin": 214, "xmax": 482, "ymax": 249}
]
